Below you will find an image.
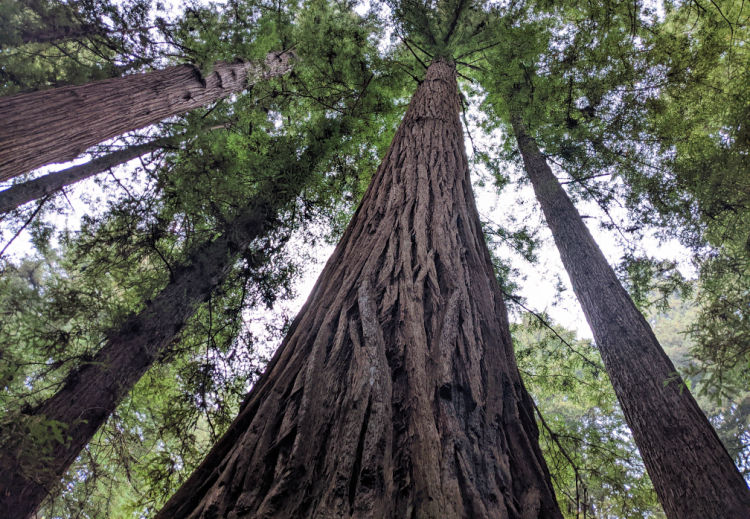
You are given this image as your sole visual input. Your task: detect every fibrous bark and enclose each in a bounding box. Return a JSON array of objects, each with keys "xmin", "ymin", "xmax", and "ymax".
[
  {"xmin": 0, "ymin": 51, "xmax": 293, "ymax": 181},
  {"xmin": 158, "ymin": 60, "xmax": 562, "ymax": 519},
  {"xmin": 0, "ymin": 142, "xmax": 323, "ymax": 519},
  {"xmin": 0, "ymin": 137, "xmax": 168, "ymax": 214},
  {"xmin": 510, "ymin": 114, "xmax": 750, "ymax": 519}
]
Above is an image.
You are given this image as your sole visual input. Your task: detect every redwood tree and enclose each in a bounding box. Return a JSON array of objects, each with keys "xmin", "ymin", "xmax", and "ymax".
[
  {"xmin": 157, "ymin": 59, "xmax": 562, "ymax": 519},
  {"xmin": 0, "ymin": 51, "xmax": 292, "ymax": 182},
  {"xmin": 0, "ymin": 122, "xmax": 337, "ymax": 519},
  {"xmin": 510, "ymin": 113, "xmax": 750, "ymax": 518}
]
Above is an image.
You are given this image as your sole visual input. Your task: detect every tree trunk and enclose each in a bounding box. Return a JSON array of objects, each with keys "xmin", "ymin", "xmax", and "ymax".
[
  {"xmin": 0, "ymin": 51, "xmax": 293, "ymax": 182},
  {"xmin": 157, "ymin": 60, "xmax": 562, "ymax": 519},
  {"xmin": 510, "ymin": 114, "xmax": 750, "ymax": 518},
  {"xmin": 0, "ymin": 137, "xmax": 168, "ymax": 214},
  {"xmin": 0, "ymin": 136, "xmax": 326, "ymax": 518}
]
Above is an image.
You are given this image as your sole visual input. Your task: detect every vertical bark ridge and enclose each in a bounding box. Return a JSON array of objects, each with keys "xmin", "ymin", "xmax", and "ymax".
[
  {"xmin": 158, "ymin": 60, "xmax": 562, "ymax": 519},
  {"xmin": 0, "ymin": 51, "xmax": 293, "ymax": 181},
  {"xmin": 510, "ymin": 114, "xmax": 750, "ymax": 518}
]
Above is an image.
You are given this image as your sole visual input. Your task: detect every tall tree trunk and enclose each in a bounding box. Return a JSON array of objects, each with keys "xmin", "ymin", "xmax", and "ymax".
[
  {"xmin": 0, "ymin": 137, "xmax": 168, "ymax": 214},
  {"xmin": 0, "ymin": 136, "xmax": 325, "ymax": 518},
  {"xmin": 157, "ymin": 60, "xmax": 562, "ymax": 519},
  {"xmin": 510, "ymin": 114, "xmax": 750, "ymax": 518},
  {"xmin": 0, "ymin": 51, "xmax": 293, "ymax": 182}
]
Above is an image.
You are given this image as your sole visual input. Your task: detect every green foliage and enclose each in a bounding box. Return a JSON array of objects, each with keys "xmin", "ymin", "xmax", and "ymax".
[
  {"xmin": 0, "ymin": 0, "xmax": 165, "ymax": 94},
  {"xmin": 1, "ymin": 0, "xmax": 749, "ymax": 516},
  {"xmin": 513, "ymin": 313, "xmax": 665, "ymax": 518},
  {"xmin": 617, "ymin": 254, "xmax": 692, "ymax": 312},
  {"xmin": 0, "ymin": 250, "xmax": 127, "ymax": 410},
  {"xmin": 649, "ymin": 293, "xmax": 750, "ymax": 475},
  {"xmin": 515, "ymin": 297, "xmax": 750, "ymax": 515}
]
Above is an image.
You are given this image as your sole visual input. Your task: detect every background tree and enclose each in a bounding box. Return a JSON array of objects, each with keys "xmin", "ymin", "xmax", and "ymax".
[
  {"xmin": 509, "ymin": 106, "xmax": 750, "ymax": 517},
  {"xmin": 159, "ymin": 54, "xmax": 562, "ymax": 519},
  {"xmin": 472, "ymin": 1, "xmax": 749, "ymax": 515},
  {"xmin": 622, "ymin": 0, "xmax": 750, "ymax": 403}
]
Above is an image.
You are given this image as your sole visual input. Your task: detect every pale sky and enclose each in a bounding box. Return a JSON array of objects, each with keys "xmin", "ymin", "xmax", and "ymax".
[{"xmin": 261, "ymin": 123, "xmax": 693, "ymax": 345}]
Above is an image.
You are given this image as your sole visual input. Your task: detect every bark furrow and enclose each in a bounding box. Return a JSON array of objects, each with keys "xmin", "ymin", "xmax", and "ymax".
[{"xmin": 157, "ymin": 60, "xmax": 562, "ymax": 519}]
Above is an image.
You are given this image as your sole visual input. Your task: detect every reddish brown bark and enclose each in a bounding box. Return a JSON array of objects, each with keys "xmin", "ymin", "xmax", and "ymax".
[
  {"xmin": 157, "ymin": 60, "xmax": 562, "ymax": 519},
  {"xmin": 0, "ymin": 51, "xmax": 292, "ymax": 181},
  {"xmin": 510, "ymin": 114, "xmax": 750, "ymax": 518}
]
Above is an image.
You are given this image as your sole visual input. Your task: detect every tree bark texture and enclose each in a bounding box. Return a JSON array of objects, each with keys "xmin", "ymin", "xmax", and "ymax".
[
  {"xmin": 0, "ymin": 181, "xmax": 300, "ymax": 518},
  {"xmin": 157, "ymin": 60, "xmax": 562, "ymax": 519},
  {"xmin": 510, "ymin": 114, "xmax": 750, "ymax": 519},
  {"xmin": 0, "ymin": 51, "xmax": 293, "ymax": 181},
  {"xmin": 0, "ymin": 137, "xmax": 168, "ymax": 214}
]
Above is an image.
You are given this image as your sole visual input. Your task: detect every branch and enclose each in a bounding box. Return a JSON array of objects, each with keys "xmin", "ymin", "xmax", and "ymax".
[
  {"xmin": 455, "ymin": 39, "xmax": 503, "ymax": 60},
  {"xmin": 500, "ymin": 288, "xmax": 601, "ymax": 371},
  {"xmin": 531, "ymin": 397, "xmax": 585, "ymax": 516},
  {"xmin": 443, "ymin": 0, "xmax": 470, "ymax": 45},
  {"xmin": 401, "ymin": 37, "xmax": 428, "ymax": 70},
  {"xmin": 0, "ymin": 196, "xmax": 49, "ymax": 257}
]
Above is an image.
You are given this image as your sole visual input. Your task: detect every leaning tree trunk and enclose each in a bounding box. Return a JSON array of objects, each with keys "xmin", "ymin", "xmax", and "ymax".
[
  {"xmin": 0, "ymin": 136, "xmax": 169, "ymax": 213},
  {"xmin": 0, "ymin": 136, "xmax": 327, "ymax": 519},
  {"xmin": 0, "ymin": 51, "xmax": 292, "ymax": 181},
  {"xmin": 157, "ymin": 60, "xmax": 562, "ymax": 519},
  {"xmin": 510, "ymin": 114, "xmax": 750, "ymax": 518}
]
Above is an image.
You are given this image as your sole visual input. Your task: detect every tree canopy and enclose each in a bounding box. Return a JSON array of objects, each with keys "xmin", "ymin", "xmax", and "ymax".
[{"xmin": 0, "ymin": 0, "xmax": 748, "ymax": 517}]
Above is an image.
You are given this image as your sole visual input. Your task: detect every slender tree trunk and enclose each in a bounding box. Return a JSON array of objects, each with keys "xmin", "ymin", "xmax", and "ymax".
[
  {"xmin": 510, "ymin": 114, "xmax": 750, "ymax": 518},
  {"xmin": 0, "ymin": 51, "xmax": 293, "ymax": 182},
  {"xmin": 0, "ymin": 137, "xmax": 168, "ymax": 214},
  {"xmin": 157, "ymin": 60, "xmax": 562, "ymax": 519},
  {"xmin": 0, "ymin": 134, "xmax": 327, "ymax": 518},
  {"xmin": 0, "ymin": 205, "xmax": 267, "ymax": 519}
]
